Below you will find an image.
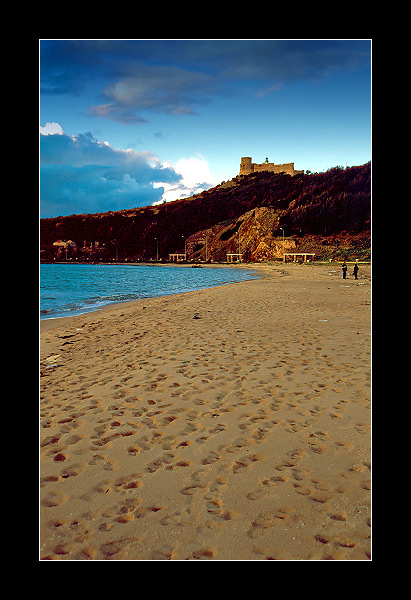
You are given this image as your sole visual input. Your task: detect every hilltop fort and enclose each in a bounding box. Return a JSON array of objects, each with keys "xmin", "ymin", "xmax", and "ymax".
[{"xmin": 240, "ymin": 156, "xmax": 304, "ymax": 177}]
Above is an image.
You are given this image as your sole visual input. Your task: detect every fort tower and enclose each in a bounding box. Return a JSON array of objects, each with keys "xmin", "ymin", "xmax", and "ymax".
[{"xmin": 239, "ymin": 157, "xmax": 253, "ymax": 176}]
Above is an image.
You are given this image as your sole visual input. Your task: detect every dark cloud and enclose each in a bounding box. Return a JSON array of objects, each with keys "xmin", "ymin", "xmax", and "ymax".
[
  {"xmin": 87, "ymin": 103, "xmax": 148, "ymax": 125},
  {"xmin": 40, "ymin": 40, "xmax": 370, "ymax": 123},
  {"xmin": 100, "ymin": 63, "xmax": 217, "ymax": 116},
  {"xmin": 40, "ymin": 131, "xmax": 181, "ymax": 217},
  {"xmin": 40, "ymin": 40, "xmax": 125, "ymax": 95},
  {"xmin": 212, "ymin": 40, "xmax": 370, "ymax": 82}
]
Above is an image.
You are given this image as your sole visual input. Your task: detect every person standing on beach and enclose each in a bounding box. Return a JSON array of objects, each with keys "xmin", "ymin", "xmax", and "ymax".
[
  {"xmin": 353, "ymin": 261, "xmax": 359, "ymax": 280},
  {"xmin": 342, "ymin": 262, "xmax": 348, "ymax": 279}
]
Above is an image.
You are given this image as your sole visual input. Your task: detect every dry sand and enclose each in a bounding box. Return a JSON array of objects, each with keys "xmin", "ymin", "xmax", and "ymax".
[{"xmin": 39, "ymin": 262, "xmax": 371, "ymax": 560}]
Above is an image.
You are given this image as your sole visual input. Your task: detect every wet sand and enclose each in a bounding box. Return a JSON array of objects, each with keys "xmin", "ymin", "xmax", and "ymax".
[{"xmin": 40, "ymin": 262, "xmax": 371, "ymax": 560}]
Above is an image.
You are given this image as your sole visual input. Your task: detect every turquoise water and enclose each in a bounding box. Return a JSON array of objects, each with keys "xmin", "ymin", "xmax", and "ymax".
[{"xmin": 40, "ymin": 263, "xmax": 258, "ymax": 320}]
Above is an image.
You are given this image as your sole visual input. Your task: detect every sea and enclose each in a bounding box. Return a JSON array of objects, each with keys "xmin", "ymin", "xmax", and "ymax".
[{"xmin": 40, "ymin": 263, "xmax": 258, "ymax": 320}]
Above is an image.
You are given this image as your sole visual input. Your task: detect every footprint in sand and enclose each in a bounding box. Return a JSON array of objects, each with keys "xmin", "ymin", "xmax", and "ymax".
[
  {"xmin": 181, "ymin": 483, "xmax": 207, "ymax": 496},
  {"xmin": 206, "ymin": 498, "xmax": 223, "ymax": 515},
  {"xmin": 248, "ymin": 506, "xmax": 295, "ymax": 538},
  {"xmin": 232, "ymin": 453, "xmax": 266, "ymax": 474},
  {"xmin": 191, "ymin": 546, "xmax": 218, "ymax": 559},
  {"xmin": 60, "ymin": 462, "xmax": 87, "ymax": 479},
  {"xmin": 335, "ymin": 440, "xmax": 355, "ymax": 451},
  {"xmin": 40, "ymin": 475, "xmax": 61, "ymax": 486},
  {"xmin": 41, "ymin": 490, "xmax": 68, "ymax": 507},
  {"xmin": 151, "ymin": 546, "xmax": 176, "ymax": 560},
  {"xmin": 201, "ymin": 451, "xmax": 222, "ymax": 465}
]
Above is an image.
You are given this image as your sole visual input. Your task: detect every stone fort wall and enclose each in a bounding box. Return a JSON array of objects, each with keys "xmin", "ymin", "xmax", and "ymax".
[{"xmin": 240, "ymin": 156, "xmax": 303, "ymax": 177}]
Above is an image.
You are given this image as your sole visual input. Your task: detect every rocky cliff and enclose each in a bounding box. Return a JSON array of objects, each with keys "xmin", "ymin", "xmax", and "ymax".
[{"xmin": 186, "ymin": 207, "xmax": 297, "ymax": 262}]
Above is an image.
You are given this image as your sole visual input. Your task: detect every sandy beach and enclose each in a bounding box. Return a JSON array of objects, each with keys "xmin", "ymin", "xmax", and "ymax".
[{"xmin": 40, "ymin": 262, "xmax": 371, "ymax": 560}]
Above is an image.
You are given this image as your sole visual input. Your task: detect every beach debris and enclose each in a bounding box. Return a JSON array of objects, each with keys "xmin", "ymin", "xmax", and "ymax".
[
  {"xmin": 193, "ymin": 314, "xmax": 201, "ymax": 319},
  {"xmin": 319, "ymin": 320, "xmax": 328, "ymax": 322},
  {"xmin": 42, "ymin": 354, "xmax": 62, "ymax": 370},
  {"xmin": 44, "ymin": 354, "xmax": 61, "ymax": 363}
]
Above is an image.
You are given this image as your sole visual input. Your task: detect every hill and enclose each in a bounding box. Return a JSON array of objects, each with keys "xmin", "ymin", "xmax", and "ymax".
[{"xmin": 40, "ymin": 162, "xmax": 371, "ymax": 262}]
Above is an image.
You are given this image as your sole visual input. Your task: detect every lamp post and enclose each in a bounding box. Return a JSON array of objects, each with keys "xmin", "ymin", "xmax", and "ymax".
[
  {"xmin": 182, "ymin": 235, "xmax": 186, "ymax": 260},
  {"xmin": 154, "ymin": 237, "xmax": 159, "ymax": 261},
  {"xmin": 280, "ymin": 227, "xmax": 285, "ymax": 262}
]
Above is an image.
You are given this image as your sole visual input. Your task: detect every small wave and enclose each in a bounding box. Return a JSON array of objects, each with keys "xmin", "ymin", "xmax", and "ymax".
[{"xmin": 40, "ymin": 264, "xmax": 259, "ymax": 320}]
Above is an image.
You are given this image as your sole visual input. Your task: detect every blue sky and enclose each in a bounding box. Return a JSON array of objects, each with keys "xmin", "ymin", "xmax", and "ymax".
[{"xmin": 40, "ymin": 39, "xmax": 371, "ymax": 218}]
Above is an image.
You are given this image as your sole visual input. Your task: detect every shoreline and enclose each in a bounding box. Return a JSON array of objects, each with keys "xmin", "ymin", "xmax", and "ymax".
[
  {"xmin": 40, "ymin": 261, "xmax": 369, "ymax": 331},
  {"xmin": 39, "ymin": 262, "xmax": 262, "ymax": 333},
  {"xmin": 40, "ymin": 263, "xmax": 371, "ymax": 560},
  {"xmin": 39, "ymin": 277, "xmax": 259, "ymax": 334}
]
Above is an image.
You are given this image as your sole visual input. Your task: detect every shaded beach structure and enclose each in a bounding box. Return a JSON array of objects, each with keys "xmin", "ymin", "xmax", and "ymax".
[{"xmin": 283, "ymin": 253, "xmax": 315, "ymax": 263}]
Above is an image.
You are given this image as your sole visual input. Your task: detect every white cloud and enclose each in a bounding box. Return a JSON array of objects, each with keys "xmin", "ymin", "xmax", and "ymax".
[
  {"xmin": 40, "ymin": 122, "xmax": 64, "ymax": 136},
  {"xmin": 176, "ymin": 156, "xmax": 217, "ymax": 188},
  {"xmin": 40, "ymin": 130, "xmax": 182, "ymax": 217},
  {"xmin": 39, "ymin": 124, "xmax": 217, "ymax": 215},
  {"xmin": 153, "ymin": 155, "xmax": 218, "ymax": 204}
]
